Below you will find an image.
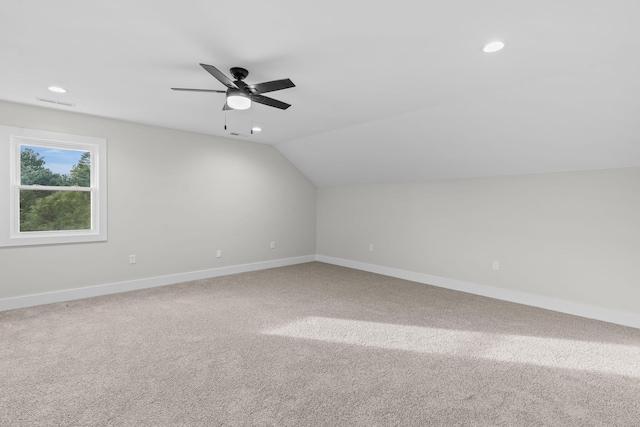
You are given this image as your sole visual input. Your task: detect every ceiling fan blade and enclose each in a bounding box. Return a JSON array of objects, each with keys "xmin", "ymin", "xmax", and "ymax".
[
  {"xmin": 234, "ymin": 80, "xmax": 249, "ymax": 90},
  {"xmin": 200, "ymin": 63, "xmax": 237, "ymax": 89},
  {"xmin": 250, "ymin": 79, "xmax": 295, "ymax": 94},
  {"xmin": 249, "ymin": 94, "xmax": 291, "ymax": 110},
  {"xmin": 171, "ymin": 88, "xmax": 226, "ymax": 93}
]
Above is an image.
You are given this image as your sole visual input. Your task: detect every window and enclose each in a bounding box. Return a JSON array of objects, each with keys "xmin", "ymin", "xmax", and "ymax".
[{"xmin": 0, "ymin": 126, "xmax": 107, "ymax": 247}]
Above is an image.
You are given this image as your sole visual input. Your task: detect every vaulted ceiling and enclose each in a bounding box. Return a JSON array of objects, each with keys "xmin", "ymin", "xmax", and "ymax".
[{"xmin": 1, "ymin": 1, "xmax": 639, "ymax": 186}]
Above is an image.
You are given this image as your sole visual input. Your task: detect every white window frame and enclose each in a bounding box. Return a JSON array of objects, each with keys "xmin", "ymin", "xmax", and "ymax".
[{"xmin": 0, "ymin": 125, "xmax": 107, "ymax": 247}]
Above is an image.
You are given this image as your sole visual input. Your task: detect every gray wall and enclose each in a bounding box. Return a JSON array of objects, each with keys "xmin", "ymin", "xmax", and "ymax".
[
  {"xmin": 0, "ymin": 100, "xmax": 317, "ymax": 299},
  {"xmin": 3, "ymin": 99, "xmax": 638, "ymax": 321},
  {"xmin": 317, "ymin": 168, "xmax": 640, "ymax": 315}
]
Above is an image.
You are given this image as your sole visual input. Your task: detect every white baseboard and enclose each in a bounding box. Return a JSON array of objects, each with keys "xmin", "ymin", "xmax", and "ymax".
[
  {"xmin": 0, "ymin": 255, "xmax": 316, "ymax": 312},
  {"xmin": 4, "ymin": 254, "xmax": 639, "ymax": 330},
  {"xmin": 317, "ymin": 255, "xmax": 640, "ymax": 330}
]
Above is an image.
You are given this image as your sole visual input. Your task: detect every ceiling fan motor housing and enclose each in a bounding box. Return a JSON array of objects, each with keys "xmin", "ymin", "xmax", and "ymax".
[{"xmin": 230, "ymin": 67, "xmax": 249, "ymax": 81}]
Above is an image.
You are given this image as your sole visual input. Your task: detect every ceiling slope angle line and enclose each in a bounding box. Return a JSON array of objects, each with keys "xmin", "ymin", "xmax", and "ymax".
[{"xmin": 171, "ymin": 63, "xmax": 295, "ymax": 111}]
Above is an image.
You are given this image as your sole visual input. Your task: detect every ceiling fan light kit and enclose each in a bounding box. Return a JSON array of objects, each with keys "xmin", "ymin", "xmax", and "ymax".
[
  {"xmin": 172, "ymin": 63, "xmax": 295, "ymax": 113},
  {"xmin": 226, "ymin": 89, "xmax": 251, "ymax": 110}
]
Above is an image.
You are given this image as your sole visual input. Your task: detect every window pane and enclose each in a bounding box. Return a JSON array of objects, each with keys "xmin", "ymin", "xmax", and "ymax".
[
  {"xmin": 20, "ymin": 145, "xmax": 91, "ymax": 187},
  {"xmin": 20, "ymin": 190, "xmax": 91, "ymax": 232}
]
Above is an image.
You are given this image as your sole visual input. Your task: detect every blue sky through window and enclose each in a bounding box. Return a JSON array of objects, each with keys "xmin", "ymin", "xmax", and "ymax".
[{"xmin": 22, "ymin": 145, "xmax": 87, "ymax": 175}]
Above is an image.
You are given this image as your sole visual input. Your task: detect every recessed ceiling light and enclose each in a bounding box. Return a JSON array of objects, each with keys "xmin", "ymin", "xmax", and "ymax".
[
  {"xmin": 48, "ymin": 86, "xmax": 67, "ymax": 93},
  {"xmin": 252, "ymin": 127, "xmax": 262, "ymax": 132},
  {"xmin": 483, "ymin": 41, "xmax": 505, "ymax": 53}
]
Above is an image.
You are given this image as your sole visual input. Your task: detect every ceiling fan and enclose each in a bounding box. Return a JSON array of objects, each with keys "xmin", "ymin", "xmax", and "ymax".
[{"xmin": 172, "ymin": 63, "xmax": 295, "ymax": 111}]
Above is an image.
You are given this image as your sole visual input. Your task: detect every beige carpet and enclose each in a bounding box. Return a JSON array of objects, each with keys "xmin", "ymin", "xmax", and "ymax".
[{"xmin": 2, "ymin": 262, "xmax": 639, "ymax": 426}]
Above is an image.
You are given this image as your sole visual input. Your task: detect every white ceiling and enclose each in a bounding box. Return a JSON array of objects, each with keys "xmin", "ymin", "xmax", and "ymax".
[{"xmin": 1, "ymin": 1, "xmax": 639, "ymax": 186}]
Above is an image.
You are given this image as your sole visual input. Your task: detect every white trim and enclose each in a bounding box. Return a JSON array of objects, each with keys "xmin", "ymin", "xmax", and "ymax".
[
  {"xmin": 4, "ymin": 253, "xmax": 638, "ymax": 330},
  {"xmin": 0, "ymin": 255, "xmax": 316, "ymax": 312},
  {"xmin": 316, "ymin": 255, "xmax": 640, "ymax": 330}
]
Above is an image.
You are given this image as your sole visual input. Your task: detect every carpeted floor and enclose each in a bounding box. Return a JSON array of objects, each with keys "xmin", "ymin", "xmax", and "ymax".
[{"xmin": 1, "ymin": 262, "xmax": 639, "ymax": 426}]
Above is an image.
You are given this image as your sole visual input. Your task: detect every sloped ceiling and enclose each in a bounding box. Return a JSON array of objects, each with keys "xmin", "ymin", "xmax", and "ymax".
[{"xmin": 1, "ymin": 1, "xmax": 639, "ymax": 186}]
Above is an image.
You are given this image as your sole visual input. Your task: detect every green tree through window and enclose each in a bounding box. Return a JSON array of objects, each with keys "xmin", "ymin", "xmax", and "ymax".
[
  {"xmin": 20, "ymin": 148, "xmax": 71, "ymax": 186},
  {"xmin": 70, "ymin": 152, "xmax": 91, "ymax": 187},
  {"xmin": 19, "ymin": 146, "xmax": 91, "ymax": 232}
]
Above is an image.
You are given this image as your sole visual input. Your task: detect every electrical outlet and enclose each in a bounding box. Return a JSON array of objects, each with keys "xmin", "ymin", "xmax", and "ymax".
[
  {"xmin": 270, "ymin": 241, "xmax": 275, "ymax": 249},
  {"xmin": 216, "ymin": 250, "xmax": 221, "ymax": 258},
  {"xmin": 369, "ymin": 244, "xmax": 374, "ymax": 252},
  {"xmin": 492, "ymin": 260, "xmax": 500, "ymax": 270},
  {"xmin": 129, "ymin": 255, "xmax": 136, "ymax": 264}
]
